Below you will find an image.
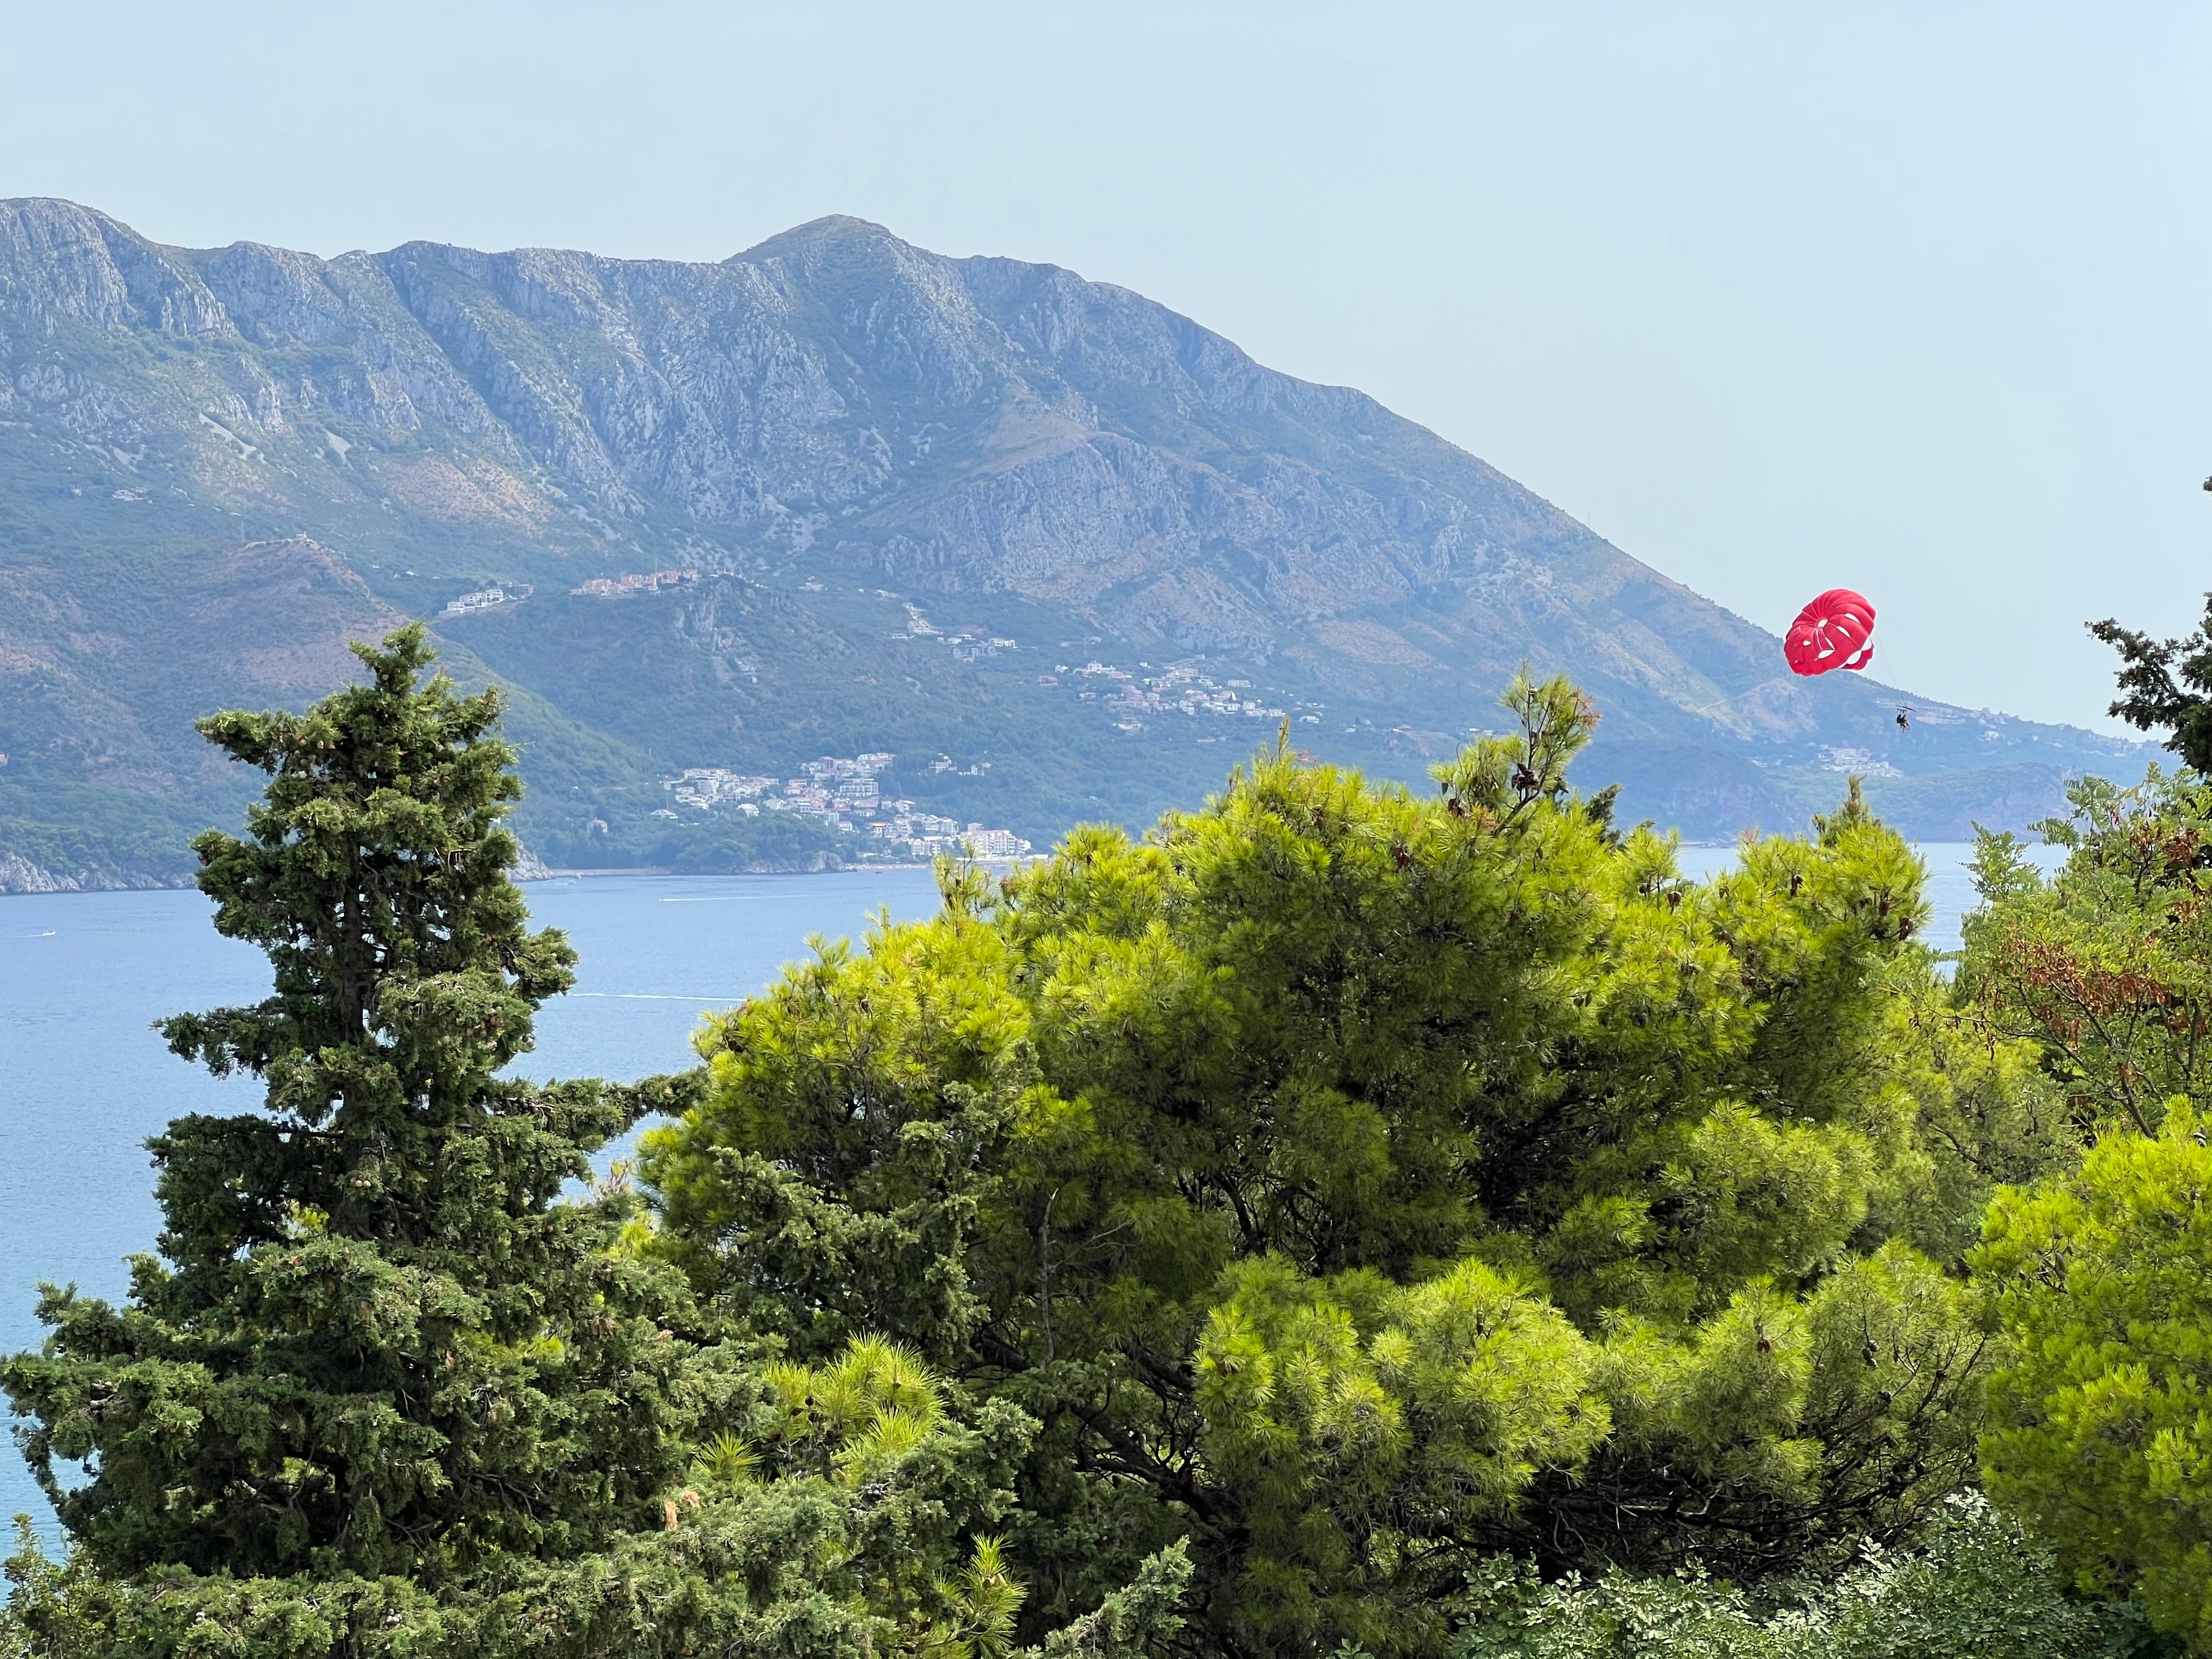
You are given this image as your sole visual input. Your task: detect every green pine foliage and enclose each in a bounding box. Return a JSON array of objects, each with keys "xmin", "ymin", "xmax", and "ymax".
[
  {"xmin": 639, "ymin": 673, "xmax": 2073, "ymax": 1654},
  {"xmin": 1975, "ymin": 1105, "xmax": 2212, "ymax": 1650},
  {"xmin": 2092, "ymin": 594, "xmax": 2212, "ymax": 776}
]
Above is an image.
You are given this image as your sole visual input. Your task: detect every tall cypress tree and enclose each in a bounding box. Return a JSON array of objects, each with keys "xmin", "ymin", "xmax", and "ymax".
[{"xmin": 4, "ymin": 626, "xmax": 689, "ymax": 1582}]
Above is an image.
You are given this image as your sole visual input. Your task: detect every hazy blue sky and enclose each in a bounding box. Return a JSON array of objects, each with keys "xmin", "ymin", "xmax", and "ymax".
[{"xmin": 5, "ymin": 1, "xmax": 2205, "ymax": 731}]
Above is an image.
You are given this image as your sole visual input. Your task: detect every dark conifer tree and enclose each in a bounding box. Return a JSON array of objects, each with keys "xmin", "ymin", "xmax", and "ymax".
[
  {"xmin": 3, "ymin": 625, "xmax": 690, "ymax": 1581},
  {"xmin": 2091, "ymin": 593, "xmax": 2212, "ymax": 774}
]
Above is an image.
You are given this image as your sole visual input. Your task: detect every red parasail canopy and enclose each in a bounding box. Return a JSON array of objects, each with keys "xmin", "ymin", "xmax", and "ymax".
[{"xmin": 1784, "ymin": 588, "xmax": 1876, "ymax": 676}]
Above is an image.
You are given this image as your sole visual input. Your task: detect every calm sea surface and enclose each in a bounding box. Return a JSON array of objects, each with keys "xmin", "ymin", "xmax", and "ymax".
[{"xmin": 0, "ymin": 847, "xmax": 2016, "ymax": 1528}]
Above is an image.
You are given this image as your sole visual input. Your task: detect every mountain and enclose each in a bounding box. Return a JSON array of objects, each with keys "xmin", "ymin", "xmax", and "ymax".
[{"xmin": 0, "ymin": 199, "xmax": 2140, "ymax": 888}]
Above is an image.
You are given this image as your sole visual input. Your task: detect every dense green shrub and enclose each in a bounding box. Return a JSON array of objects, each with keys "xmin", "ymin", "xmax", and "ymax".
[
  {"xmin": 1961, "ymin": 768, "xmax": 2212, "ymax": 1136},
  {"xmin": 1976, "ymin": 1106, "xmax": 2212, "ymax": 1651},
  {"xmin": 1450, "ymin": 1494, "xmax": 2161, "ymax": 1658}
]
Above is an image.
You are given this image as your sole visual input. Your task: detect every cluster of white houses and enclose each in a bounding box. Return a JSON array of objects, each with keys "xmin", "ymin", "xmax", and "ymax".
[
  {"xmin": 901, "ymin": 605, "xmax": 1020, "ymax": 663},
  {"xmin": 441, "ymin": 583, "xmax": 533, "ymax": 617},
  {"xmin": 571, "ymin": 569, "xmax": 699, "ymax": 598},
  {"xmin": 1037, "ymin": 660, "xmax": 1321, "ymax": 733},
  {"xmin": 663, "ymin": 753, "xmax": 1032, "ymax": 860}
]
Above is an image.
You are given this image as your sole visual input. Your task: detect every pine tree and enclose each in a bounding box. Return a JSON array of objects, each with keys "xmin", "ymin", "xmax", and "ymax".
[
  {"xmin": 2091, "ymin": 593, "xmax": 2212, "ymax": 774},
  {"xmin": 3, "ymin": 626, "xmax": 692, "ymax": 1583},
  {"xmin": 642, "ymin": 673, "xmax": 2056, "ymax": 1653}
]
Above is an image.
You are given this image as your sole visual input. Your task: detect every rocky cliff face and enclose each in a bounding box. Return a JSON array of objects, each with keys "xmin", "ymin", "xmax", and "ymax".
[{"xmin": 0, "ymin": 199, "xmax": 2141, "ymax": 872}]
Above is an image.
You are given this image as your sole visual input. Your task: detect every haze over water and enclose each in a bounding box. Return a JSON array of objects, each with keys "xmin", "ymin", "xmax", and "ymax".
[{"xmin": 0, "ymin": 851, "xmax": 2024, "ymax": 1530}]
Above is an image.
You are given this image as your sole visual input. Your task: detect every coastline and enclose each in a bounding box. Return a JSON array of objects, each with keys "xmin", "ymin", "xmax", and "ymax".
[
  {"xmin": 524, "ymin": 857, "xmax": 1039, "ymax": 881},
  {"xmin": 0, "ymin": 853, "xmax": 1043, "ymax": 898}
]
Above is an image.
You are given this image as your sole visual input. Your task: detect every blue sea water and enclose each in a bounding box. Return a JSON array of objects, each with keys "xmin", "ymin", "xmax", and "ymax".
[{"xmin": 0, "ymin": 847, "xmax": 2019, "ymax": 1532}]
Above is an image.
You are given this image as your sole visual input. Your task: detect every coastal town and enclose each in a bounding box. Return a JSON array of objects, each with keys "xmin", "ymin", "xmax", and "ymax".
[
  {"xmin": 1040, "ymin": 658, "xmax": 1325, "ymax": 733},
  {"xmin": 900, "ymin": 604, "xmax": 1325, "ymax": 721},
  {"xmin": 662, "ymin": 752, "xmax": 1032, "ymax": 861},
  {"xmin": 437, "ymin": 580, "xmax": 1347, "ymax": 794},
  {"xmin": 572, "ymin": 568, "xmax": 700, "ymax": 599},
  {"xmin": 443, "ymin": 582, "xmax": 1335, "ymax": 740},
  {"xmin": 440, "ymin": 567, "xmax": 698, "ymax": 616}
]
